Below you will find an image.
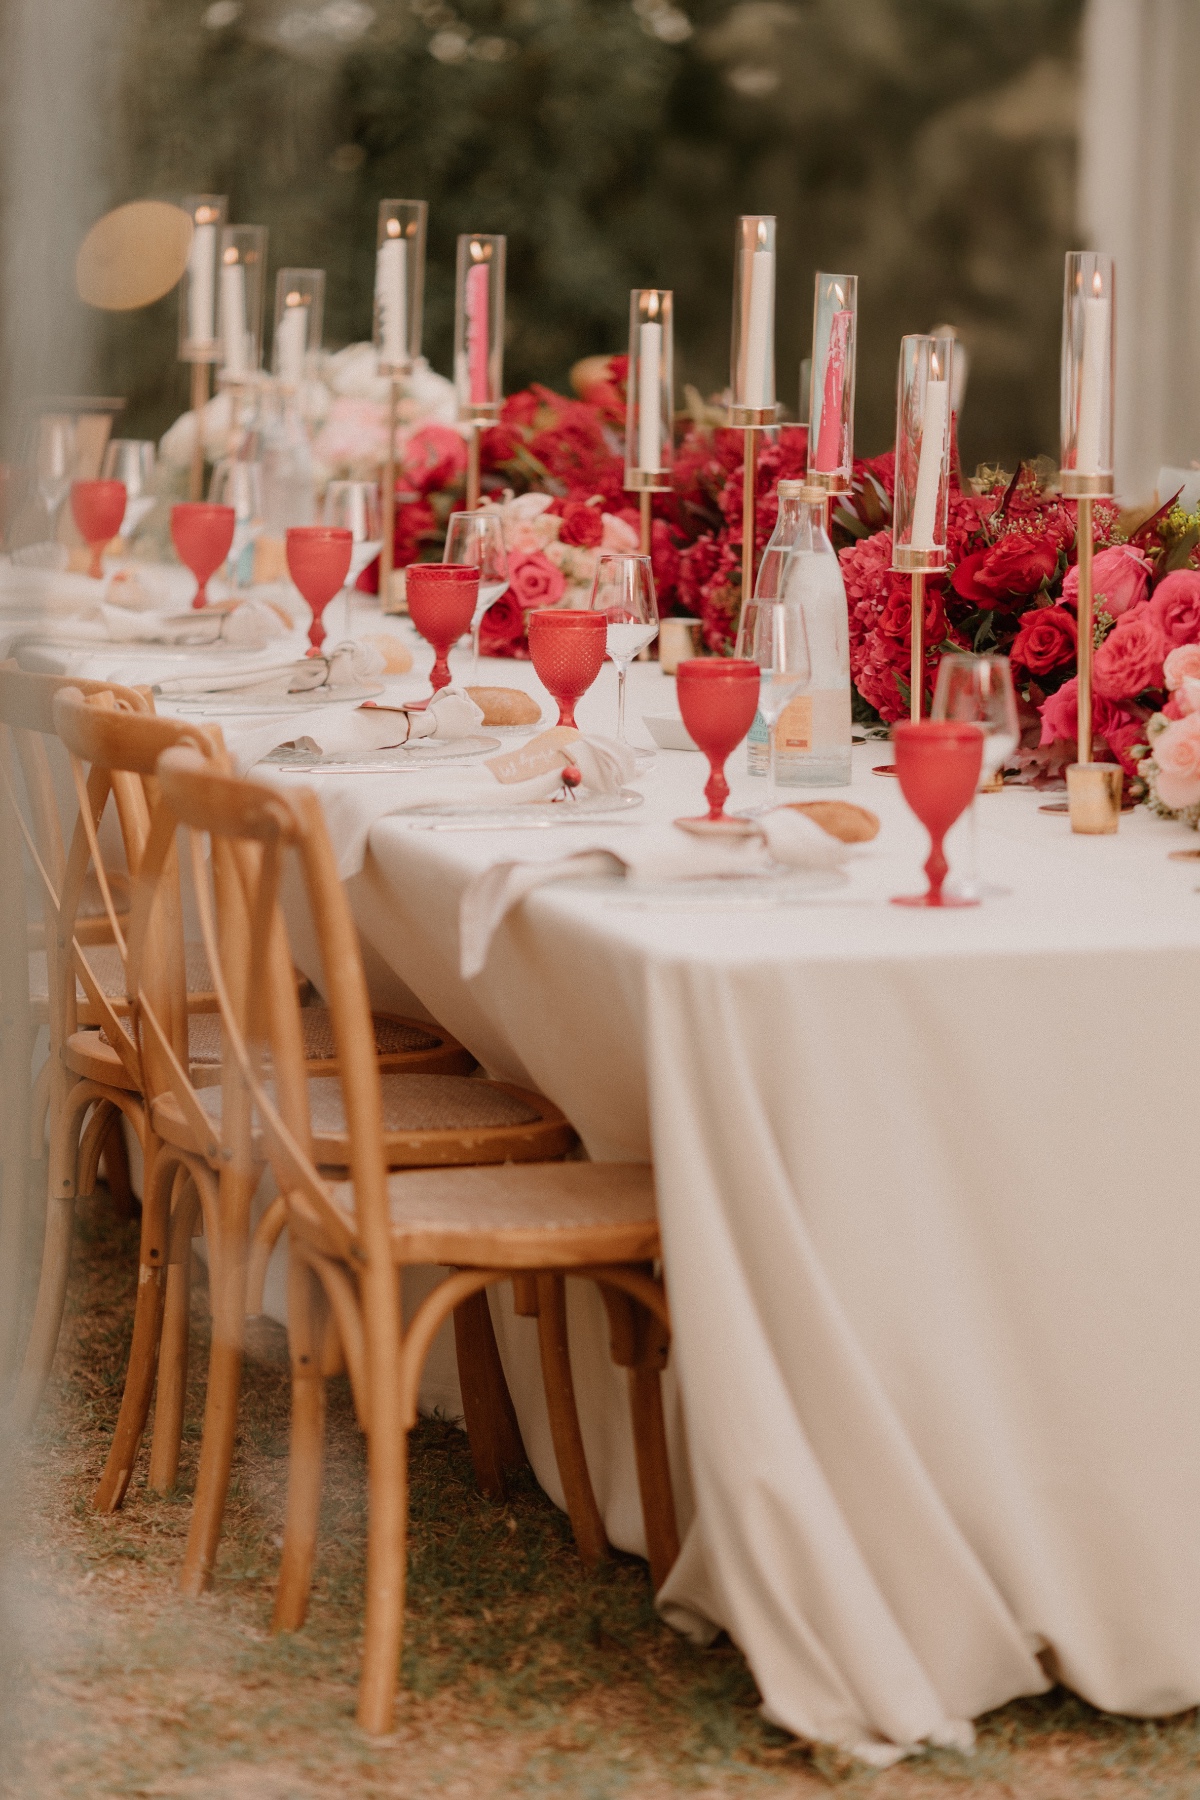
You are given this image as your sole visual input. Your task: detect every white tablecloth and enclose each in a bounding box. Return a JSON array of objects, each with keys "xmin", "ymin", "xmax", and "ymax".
[{"xmin": 20, "ymin": 609, "xmax": 1200, "ymax": 1762}]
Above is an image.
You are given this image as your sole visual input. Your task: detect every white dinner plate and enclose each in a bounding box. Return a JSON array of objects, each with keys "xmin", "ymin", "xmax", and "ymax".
[
  {"xmin": 165, "ymin": 681, "xmax": 385, "ymax": 715},
  {"xmin": 393, "ymin": 788, "xmax": 645, "ymax": 829},
  {"xmin": 261, "ymin": 734, "xmax": 501, "ymax": 773}
]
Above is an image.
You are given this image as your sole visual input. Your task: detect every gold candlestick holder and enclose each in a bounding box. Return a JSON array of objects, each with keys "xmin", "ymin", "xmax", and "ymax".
[
  {"xmin": 1062, "ymin": 483, "xmax": 1121, "ymax": 832},
  {"xmin": 466, "ymin": 424, "xmax": 481, "ymax": 511},
  {"xmin": 189, "ymin": 361, "xmax": 210, "ymax": 502},
  {"xmin": 639, "ymin": 489, "xmax": 652, "ymax": 555},
  {"xmin": 379, "ymin": 376, "xmax": 398, "ymax": 608}
]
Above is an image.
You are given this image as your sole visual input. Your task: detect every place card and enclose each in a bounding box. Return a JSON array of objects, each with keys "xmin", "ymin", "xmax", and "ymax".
[{"xmin": 486, "ymin": 727, "xmax": 579, "ymax": 784}]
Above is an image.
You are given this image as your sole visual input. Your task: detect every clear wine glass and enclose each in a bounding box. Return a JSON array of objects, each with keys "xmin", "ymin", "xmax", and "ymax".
[
  {"xmin": 932, "ymin": 652, "xmax": 1019, "ymax": 899},
  {"xmin": 33, "ymin": 415, "xmax": 77, "ymax": 529},
  {"xmin": 102, "ymin": 439, "xmax": 157, "ymax": 538},
  {"xmin": 444, "ymin": 509, "xmax": 509, "ymax": 676},
  {"xmin": 209, "ymin": 458, "xmax": 265, "ymax": 587},
  {"xmin": 324, "ymin": 479, "xmax": 381, "ymax": 637},
  {"xmin": 586, "ymin": 552, "xmax": 659, "ymax": 742},
  {"xmin": 748, "ymin": 598, "xmax": 811, "ymax": 812}
]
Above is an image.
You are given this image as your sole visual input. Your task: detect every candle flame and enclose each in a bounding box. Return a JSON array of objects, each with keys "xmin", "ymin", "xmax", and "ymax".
[
  {"xmin": 222, "ymin": 246, "xmax": 238, "ymax": 265},
  {"xmin": 756, "ymin": 219, "xmax": 768, "ymax": 249},
  {"xmin": 386, "ymin": 217, "xmax": 401, "ymax": 237},
  {"xmin": 834, "ymin": 283, "xmax": 843, "ymax": 306},
  {"xmin": 1092, "ymin": 269, "xmax": 1104, "ymax": 297},
  {"xmin": 469, "ymin": 239, "xmax": 492, "ymax": 262},
  {"xmin": 645, "ymin": 291, "xmax": 659, "ymax": 320},
  {"xmin": 195, "ymin": 205, "xmax": 218, "ymax": 225},
  {"xmin": 286, "ymin": 290, "xmax": 304, "ymax": 307},
  {"xmin": 931, "ymin": 349, "xmax": 941, "ymax": 381}
]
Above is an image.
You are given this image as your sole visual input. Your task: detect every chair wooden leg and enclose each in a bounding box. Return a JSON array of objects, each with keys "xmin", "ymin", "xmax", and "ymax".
[
  {"xmin": 179, "ymin": 1166, "xmax": 254, "ymax": 1597},
  {"xmin": 534, "ymin": 1273, "xmax": 608, "ymax": 1568},
  {"xmin": 453, "ymin": 1289, "xmax": 529, "ymax": 1501},
  {"xmin": 147, "ymin": 1187, "xmax": 199, "ymax": 1494},
  {"xmin": 91, "ymin": 1153, "xmax": 178, "ymax": 1512},
  {"xmin": 357, "ymin": 1413, "xmax": 408, "ymax": 1736},
  {"xmin": 628, "ymin": 1363, "xmax": 679, "ymax": 1592},
  {"xmin": 100, "ymin": 1115, "xmax": 134, "ymax": 1220},
  {"xmin": 272, "ymin": 1255, "xmax": 329, "ymax": 1632}
]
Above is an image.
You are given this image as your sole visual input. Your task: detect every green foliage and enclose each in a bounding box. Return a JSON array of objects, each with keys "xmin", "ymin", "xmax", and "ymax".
[{"xmin": 96, "ymin": 0, "xmax": 1081, "ymax": 465}]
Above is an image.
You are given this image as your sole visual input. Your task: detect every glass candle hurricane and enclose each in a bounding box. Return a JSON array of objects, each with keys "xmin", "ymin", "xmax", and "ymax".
[
  {"xmin": 217, "ymin": 225, "xmax": 268, "ymax": 382},
  {"xmin": 624, "ymin": 289, "xmax": 674, "ymax": 492},
  {"xmin": 806, "ymin": 272, "xmax": 858, "ymax": 493},
  {"xmin": 272, "ymin": 269, "xmax": 324, "ymax": 388},
  {"xmin": 178, "ymin": 195, "xmax": 227, "ymax": 363},
  {"xmin": 728, "ymin": 215, "xmax": 776, "ymax": 427},
  {"xmin": 892, "ymin": 333, "xmax": 955, "ymax": 573},
  {"xmin": 1060, "ymin": 251, "xmax": 1115, "ymax": 496},
  {"xmin": 454, "ymin": 234, "xmax": 506, "ymax": 421},
  {"xmin": 374, "ymin": 200, "xmax": 427, "ymax": 375}
]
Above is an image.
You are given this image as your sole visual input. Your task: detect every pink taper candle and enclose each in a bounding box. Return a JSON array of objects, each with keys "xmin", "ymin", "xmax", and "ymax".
[
  {"xmin": 467, "ymin": 261, "xmax": 490, "ymax": 406},
  {"xmin": 813, "ymin": 309, "xmax": 853, "ymax": 472}
]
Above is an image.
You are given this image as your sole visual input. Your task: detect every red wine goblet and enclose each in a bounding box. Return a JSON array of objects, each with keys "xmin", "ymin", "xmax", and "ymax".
[
  {"xmin": 674, "ymin": 658, "xmax": 761, "ymax": 831},
  {"xmin": 891, "ymin": 719, "xmax": 984, "ymax": 907},
  {"xmin": 286, "ymin": 526, "xmax": 354, "ymax": 655},
  {"xmin": 171, "ymin": 502, "xmax": 236, "ymax": 610},
  {"xmin": 527, "ymin": 609, "xmax": 608, "ymax": 728},
  {"xmin": 71, "ymin": 479, "xmax": 126, "ymax": 578},
  {"xmin": 406, "ymin": 563, "xmax": 479, "ymax": 694}
]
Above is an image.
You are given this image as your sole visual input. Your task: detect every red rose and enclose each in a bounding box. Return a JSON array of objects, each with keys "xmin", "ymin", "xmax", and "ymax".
[
  {"xmin": 1148, "ymin": 570, "xmax": 1200, "ymax": 648},
  {"xmin": 401, "ymin": 425, "xmax": 468, "ymax": 496},
  {"xmin": 650, "ymin": 518, "xmax": 681, "ymax": 607},
  {"xmin": 507, "ymin": 549, "xmax": 567, "ymax": 610},
  {"xmin": 478, "ymin": 592, "xmax": 530, "ymax": 658},
  {"xmin": 878, "ymin": 578, "xmax": 946, "ymax": 646},
  {"xmin": 1092, "ymin": 604, "xmax": 1165, "ymax": 700},
  {"xmin": 1010, "ymin": 605, "xmax": 1077, "ymax": 676},
  {"xmin": 558, "ymin": 500, "xmax": 604, "ymax": 548},
  {"xmin": 480, "ymin": 424, "xmax": 521, "ymax": 468},
  {"xmin": 952, "ymin": 531, "xmax": 1060, "ymax": 606},
  {"xmin": 394, "ymin": 498, "xmax": 437, "ymax": 566}
]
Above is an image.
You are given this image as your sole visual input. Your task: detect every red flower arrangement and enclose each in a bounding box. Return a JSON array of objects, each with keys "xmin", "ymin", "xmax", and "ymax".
[{"xmin": 363, "ymin": 356, "xmax": 1200, "ymax": 787}]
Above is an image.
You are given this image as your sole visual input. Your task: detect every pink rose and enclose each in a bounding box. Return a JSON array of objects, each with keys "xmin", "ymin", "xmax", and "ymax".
[
  {"xmin": 1149, "ymin": 570, "xmax": 1200, "ymax": 647},
  {"xmin": 507, "ymin": 549, "xmax": 567, "ymax": 610},
  {"xmin": 1152, "ymin": 710, "xmax": 1200, "ymax": 810},
  {"xmin": 1091, "ymin": 605, "xmax": 1165, "ymax": 700},
  {"xmin": 1062, "ymin": 544, "xmax": 1151, "ymax": 618},
  {"xmin": 1038, "ymin": 678, "xmax": 1145, "ymax": 772},
  {"xmin": 1163, "ymin": 642, "xmax": 1200, "ymax": 694},
  {"xmin": 402, "ymin": 424, "xmax": 468, "ymax": 495}
]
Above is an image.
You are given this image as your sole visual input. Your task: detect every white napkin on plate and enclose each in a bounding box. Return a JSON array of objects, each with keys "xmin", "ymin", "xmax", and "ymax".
[
  {"xmin": 21, "ymin": 596, "xmax": 290, "ymax": 651},
  {"xmin": 458, "ymin": 808, "xmax": 851, "ymax": 978},
  {"xmin": 223, "ymin": 684, "xmax": 485, "ymax": 774},
  {"xmin": 153, "ymin": 638, "xmax": 383, "ymax": 699}
]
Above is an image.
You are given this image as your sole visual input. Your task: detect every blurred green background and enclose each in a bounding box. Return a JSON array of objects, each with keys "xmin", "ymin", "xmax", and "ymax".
[{"xmin": 9, "ymin": 0, "xmax": 1083, "ymax": 469}]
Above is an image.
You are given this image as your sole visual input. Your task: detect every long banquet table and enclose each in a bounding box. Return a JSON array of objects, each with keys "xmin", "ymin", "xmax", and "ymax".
[{"xmin": 17, "ymin": 597, "xmax": 1200, "ymax": 1763}]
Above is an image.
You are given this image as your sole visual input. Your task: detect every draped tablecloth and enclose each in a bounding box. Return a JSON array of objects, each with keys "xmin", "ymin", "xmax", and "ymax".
[{"xmin": 20, "ymin": 620, "xmax": 1200, "ymax": 1761}]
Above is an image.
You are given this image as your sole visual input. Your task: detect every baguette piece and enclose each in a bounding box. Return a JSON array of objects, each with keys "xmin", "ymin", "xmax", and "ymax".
[
  {"xmin": 785, "ymin": 800, "xmax": 879, "ymax": 843},
  {"xmin": 466, "ymin": 686, "xmax": 542, "ymax": 727}
]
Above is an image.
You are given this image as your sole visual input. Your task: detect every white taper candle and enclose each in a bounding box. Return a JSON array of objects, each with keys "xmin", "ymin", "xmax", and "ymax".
[
  {"xmin": 638, "ymin": 320, "xmax": 662, "ymax": 472},
  {"xmin": 909, "ymin": 378, "xmax": 949, "ymax": 550}
]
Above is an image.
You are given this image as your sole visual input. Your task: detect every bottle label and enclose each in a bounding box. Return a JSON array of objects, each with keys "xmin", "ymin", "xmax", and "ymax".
[
  {"xmin": 777, "ymin": 688, "xmax": 850, "ymax": 755},
  {"xmin": 776, "ymin": 695, "xmax": 813, "ymax": 752}
]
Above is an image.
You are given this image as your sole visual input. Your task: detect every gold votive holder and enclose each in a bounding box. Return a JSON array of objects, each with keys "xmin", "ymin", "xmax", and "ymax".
[
  {"xmin": 659, "ymin": 617, "xmax": 703, "ymax": 674},
  {"xmin": 1067, "ymin": 762, "xmax": 1122, "ymax": 834}
]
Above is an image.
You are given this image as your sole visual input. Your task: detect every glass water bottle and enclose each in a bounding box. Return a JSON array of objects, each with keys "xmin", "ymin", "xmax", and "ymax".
[
  {"xmin": 739, "ymin": 479, "xmax": 809, "ymax": 775},
  {"xmin": 774, "ymin": 487, "xmax": 852, "ymax": 786}
]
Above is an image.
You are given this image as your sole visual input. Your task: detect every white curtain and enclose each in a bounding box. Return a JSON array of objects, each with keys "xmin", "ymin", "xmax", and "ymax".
[{"xmin": 1080, "ymin": 0, "xmax": 1200, "ymax": 500}]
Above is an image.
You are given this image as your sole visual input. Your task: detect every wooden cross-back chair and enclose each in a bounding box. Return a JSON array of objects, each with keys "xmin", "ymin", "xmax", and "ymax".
[
  {"xmin": 151, "ymin": 749, "xmax": 679, "ymax": 1735},
  {"xmin": 0, "ymin": 664, "xmax": 159, "ymax": 1394},
  {"xmin": 45, "ymin": 688, "xmax": 483, "ymax": 1551}
]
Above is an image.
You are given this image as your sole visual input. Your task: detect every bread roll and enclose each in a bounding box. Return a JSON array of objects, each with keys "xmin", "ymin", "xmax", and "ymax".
[
  {"xmin": 466, "ymin": 686, "xmax": 542, "ymax": 727},
  {"xmin": 785, "ymin": 800, "xmax": 879, "ymax": 843},
  {"xmin": 362, "ymin": 633, "xmax": 414, "ymax": 675}
]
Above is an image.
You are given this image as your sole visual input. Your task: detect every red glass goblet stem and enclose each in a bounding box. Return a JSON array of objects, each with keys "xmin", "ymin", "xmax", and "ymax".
[
  {"xmin": 171, "ymin": 502, "xmax": 236, "ymax": 609},
  {"xmin": 70, "ymin": 480, "xmax": 126, "ymax": 578},
  {"xmin": 286, "ymin": 526, "xmax": 355, "ymax": 654},
  {"xmin": 891, "ymin": 719, "xmax": 984, "ymax": 908},
  {"xmin": 676, "ymin": 659, "xmax": 761, "ymax": 820},
  {"xmin": 527, "ymin": 610, "xmax": 608, "ymax": 728},
  {"xmin": 406, "ymin": 563, "xmax": 479, "ymax": 692}
]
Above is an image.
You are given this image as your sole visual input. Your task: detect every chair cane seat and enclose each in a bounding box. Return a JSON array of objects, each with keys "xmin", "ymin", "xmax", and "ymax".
[
  {"xmin": 30, "ymin": 939, "xmax": 217, "ymax": 1018},
  {"xmin": 328, "ymin": 1161, "xmax": 659, "ymax": 1268},
  {"xmin": 150, "ymin": 1073, "xmax": 576, "ymax": 1168},
  {"xmin": 185, "ymin": 1006, "xmax": 475, "ymax": 1077}
]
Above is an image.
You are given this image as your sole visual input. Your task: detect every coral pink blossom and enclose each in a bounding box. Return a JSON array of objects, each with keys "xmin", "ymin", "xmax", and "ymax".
[
  {"xmin": 1038, "ymin": 679, "xmax": 1145, "ymax": 772},
  {"xmin": 1091, "ymin": 605, "xmax": 1165, "ymax": 700},
  {"xmin": 1062, "ymin": 544, "xmax": 1151, "ymax": 618},
  {"xmin": 507, "ymin": 549, "xmax": 566, "ymax": 610},
  {"xmin": 1152, "ymin": 710, "xmax": 1200, "ymax": 810},
  {"xmin": 1163, "ymin": 642, "xmax": 1200, "ymax": 693},
  {"xmin": 1149, "ymin": 570, "xmax": 1200, "ymax": 647},
  {"xmin": 600, "ymin": 512, "xmax": 639, "ymax": 552}
]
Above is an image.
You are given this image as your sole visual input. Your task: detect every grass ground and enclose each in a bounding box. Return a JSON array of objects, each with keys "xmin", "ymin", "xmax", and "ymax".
[{"xmin": 4, "ymin": 1193, "xmax": 1200, "ymax": 1798}]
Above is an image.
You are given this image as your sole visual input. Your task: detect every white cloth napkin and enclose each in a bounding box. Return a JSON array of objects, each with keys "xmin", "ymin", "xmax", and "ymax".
[
  {"xmin": 458, "ymin": 809, "xmax": 851, "ymax": 978},
  {"xmin": 153, "ymin": 638, "xmax": 384, "ymax": 699},
  {"xmin": 223, "ymin": 685, "xmax": 486, "ymax": 774},
  {"xmin": 20, "ymin": 596, "xmax": 290, "ymax": 651}
]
